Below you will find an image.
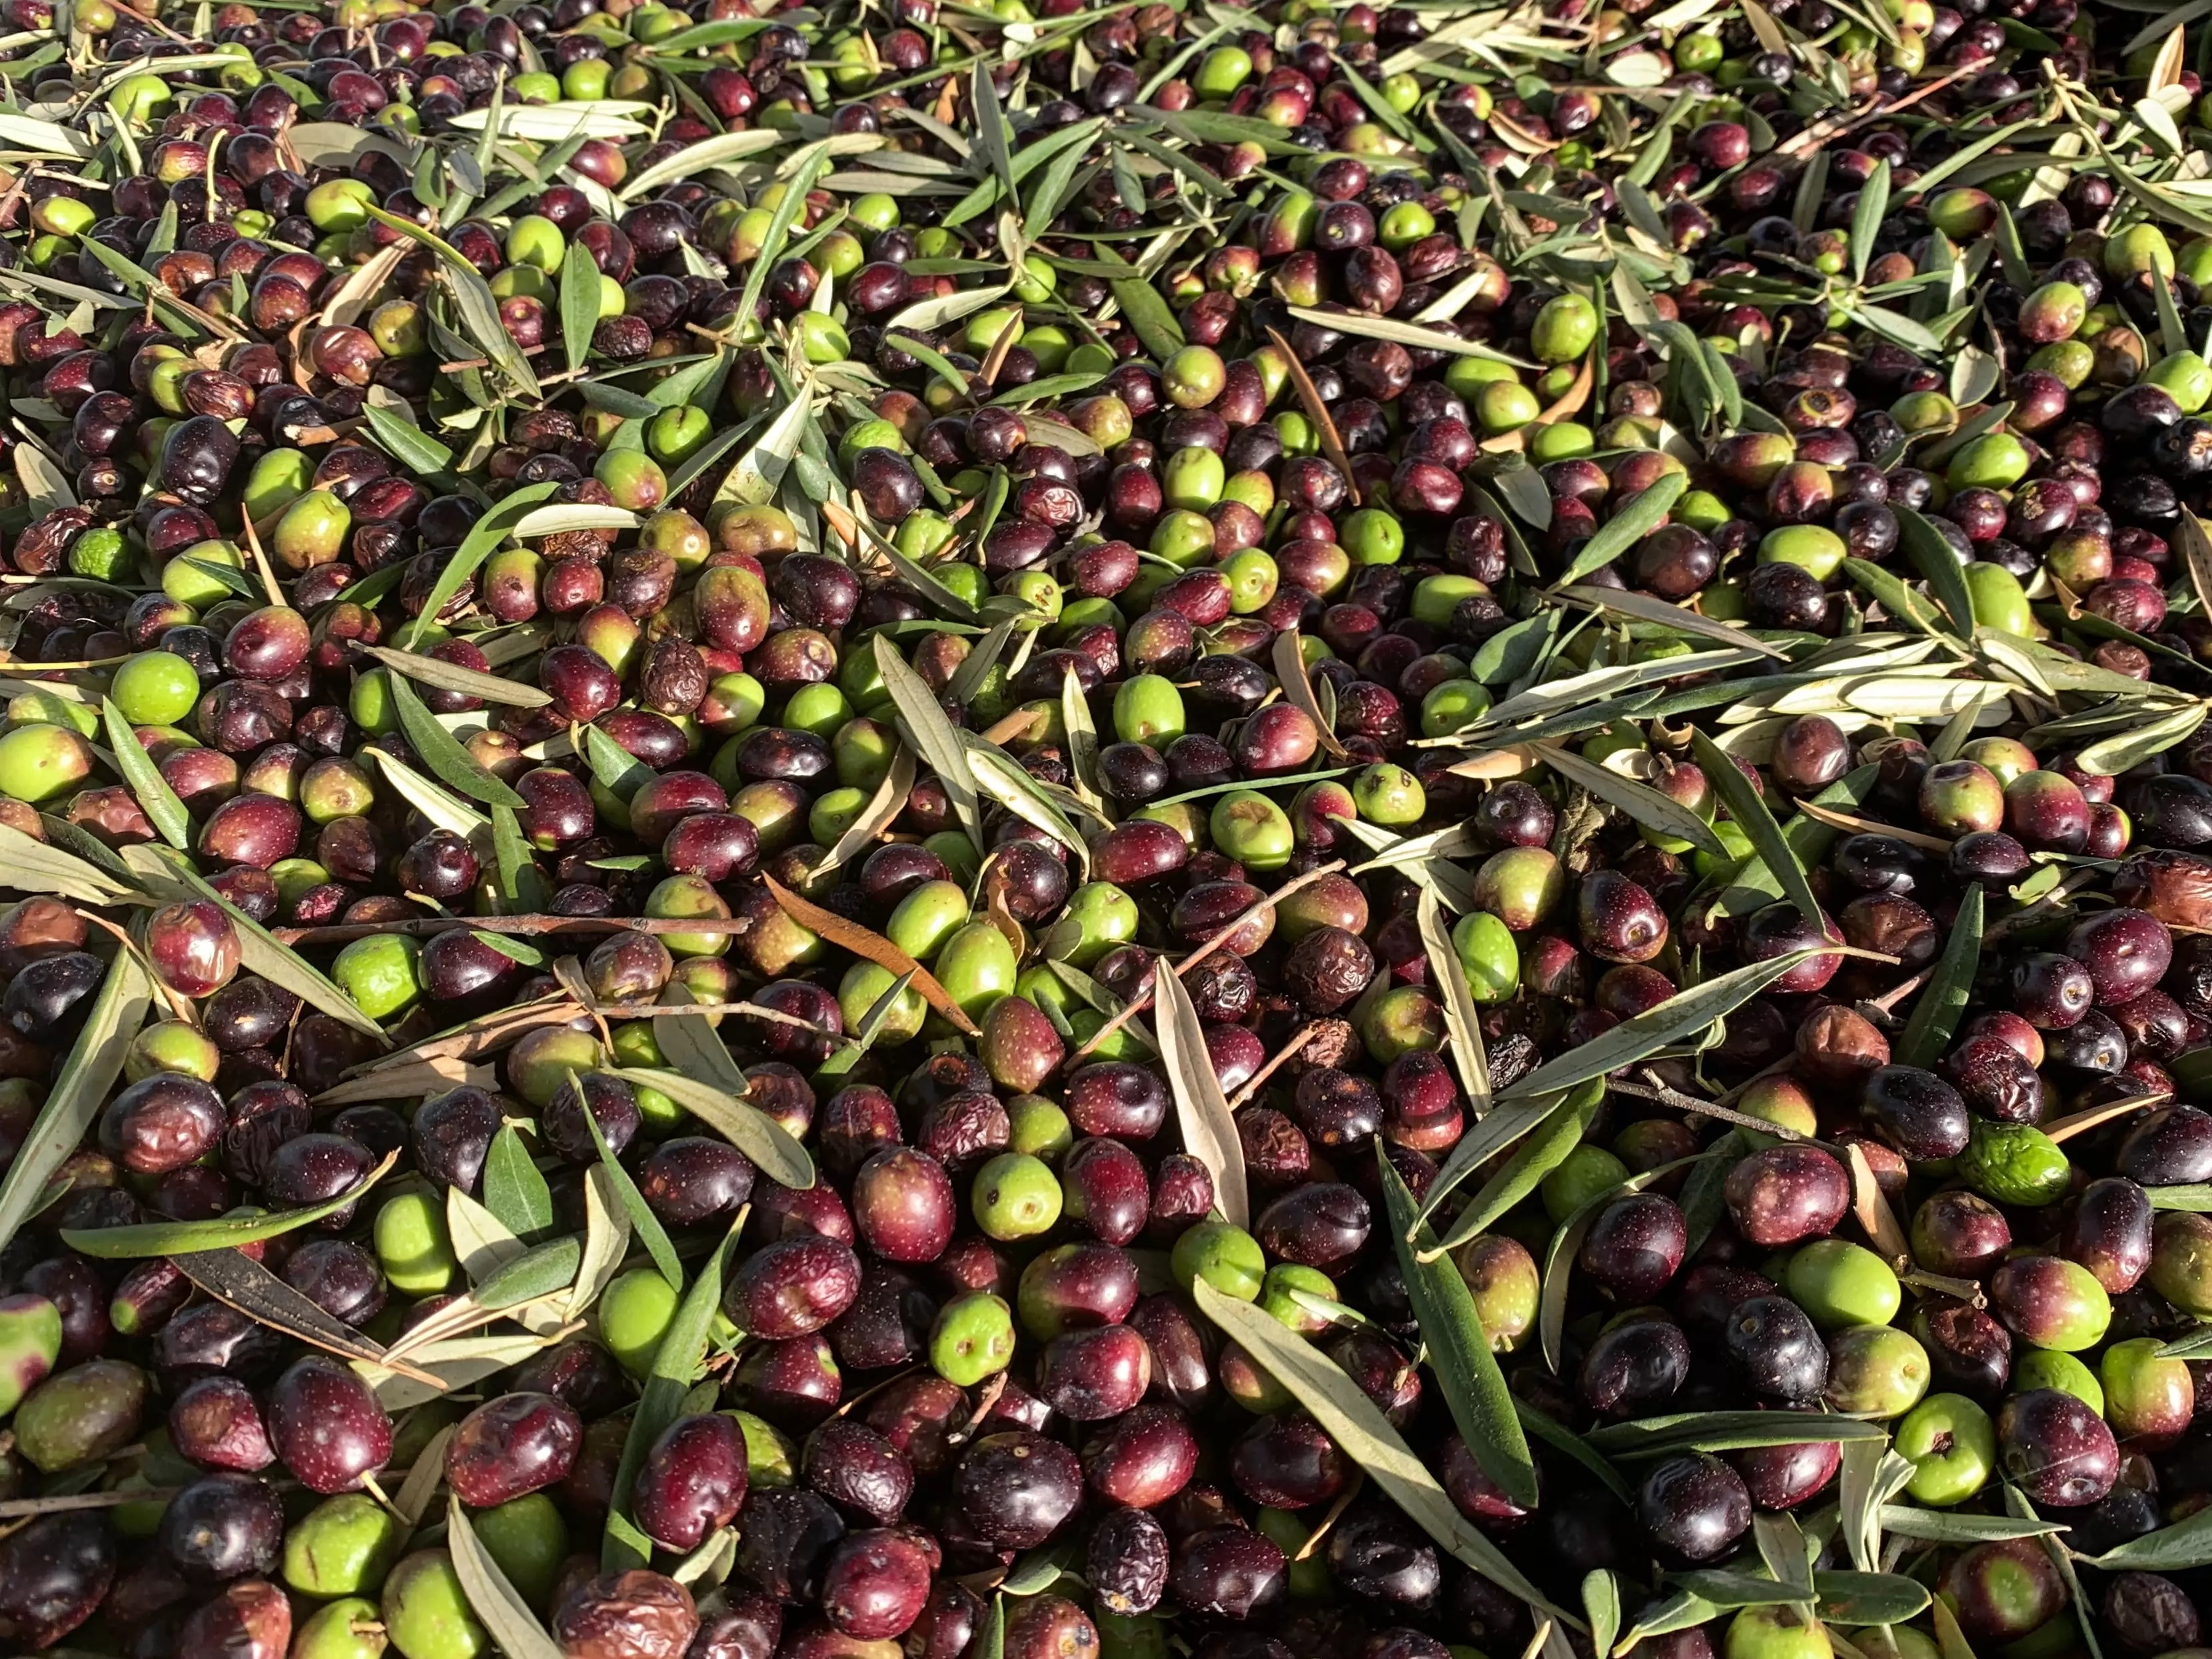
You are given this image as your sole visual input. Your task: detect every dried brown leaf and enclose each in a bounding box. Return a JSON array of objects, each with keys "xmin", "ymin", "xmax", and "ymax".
[
  {"xmin": 762, "ymin": 873, "xmax": 979, "ymax": 1035},
  {"xmin": 1266, "ymin": 324, "xmax": 1359, "ymax": 507}
]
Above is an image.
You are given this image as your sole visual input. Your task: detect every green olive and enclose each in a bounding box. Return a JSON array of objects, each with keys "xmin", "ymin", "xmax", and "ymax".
[
  {"xmin": 382, "ymin": 1550, "xmax": 486, "ymax": 1659},
  {"xmin": 286, "ymin": 1493, "xmax": 404, "ymax": 1598}
]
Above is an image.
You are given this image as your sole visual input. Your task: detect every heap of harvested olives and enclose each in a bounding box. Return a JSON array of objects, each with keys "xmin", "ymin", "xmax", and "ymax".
[{"xmin": 7, "ymin": 2, "xmax": 2212, "ymax": 1659}]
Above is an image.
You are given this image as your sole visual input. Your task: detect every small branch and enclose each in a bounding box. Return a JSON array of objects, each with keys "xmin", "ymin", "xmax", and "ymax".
[
  {"xmin": 1226, "ymin": 1021, "xmax": 1322, "ymax": 1111},
  {"xmin": 1066, "ymin": 859, "xmax": 1348, "ymax": 1063}
]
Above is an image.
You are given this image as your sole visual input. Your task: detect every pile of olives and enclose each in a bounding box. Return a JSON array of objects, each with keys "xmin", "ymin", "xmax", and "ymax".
[{"xmin": 5, "ymin": 3, "xmax": 2212, "ymax": 1659}]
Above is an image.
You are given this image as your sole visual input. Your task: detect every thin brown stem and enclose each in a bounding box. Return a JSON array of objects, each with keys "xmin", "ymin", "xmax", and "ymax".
[{"xmin": 1066, "ymin": 859, "xmax": 1348, "ymax": 1063}]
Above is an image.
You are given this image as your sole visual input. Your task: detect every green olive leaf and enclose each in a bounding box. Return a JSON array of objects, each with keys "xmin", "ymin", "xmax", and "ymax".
[
  {"xmin": 366, "ymin": 646, "xmax": 550, "ymax": 709},
  {"xmin": 387, "ymin": 673, "xmax": 527, "ymax": 811},
  {"xmin": 401, "ymin": 481, "xmax": 563, "ymax": 652},
  {"xmin": 560, "ymin": 239, "xmax": 601, "ymax": 380},
  {"xmin": 1614, "ymin": 1589, "xmax": 1722, "ymax": 1656},
  {"xmin": 606, "ymin": 1211, "xmax": 746, "ymax": 1571},
  {"xmin": 65, "ymin": 1149, "xmax": 399, "ymax": 1258},
  {"xmin": 119, "ymin": 843, "xmax": 390, "ymax": 1044},
  {"xmin": 1550, "ymin": 471, "xmax": 1688, "ymax": 590},
  {"xmin": 1191, "ymin": 1279, "xmax": 1579, "ymax": 1628},
  {"xmin": 875, "ymin": 633, "xmax": 987, "ymax": 856},
  {"xmin": 1432, "ymin": 1078, "xmax": 1606, "ymax": 1255},
  {"xmin": 1416, "ymin": 888, "xmax": 1491, "ymax": 1113},
  {"xmin": 1690, "ymin": 726, "xmax": 1827, "ymax": 931},
  {"xmin": 99, "ymin": 698, "xmax": 192, "ymax": 851},
  {"xmin": 1814, "ymin": 1572, "xmax": 1932, "ymax": 1625},
  {"xmin": 1895, "ymin": 881, "xmax": 1982, "ymax": 1069},
  {"xmin": 572, "ymin": 1068, "xmax": 683, "ymax": 1292},
  {"xmin": 1518, "ymin": 1398, "xmax": 1632, "ymax": 1504},
  {"xmin": 0, "ymin": 821, "xmax": 138, "ymax": 906},
  {"xmin": 0, "ymin": 951, "xmax": 149, "ymax": 1257},
  {"xmin": 2083, "ymin": 1505, "xmax": 2212, "ymax": 1570},
  {"xmin": 1091, "ymin": 241, "xmax": 1185, "ymax": 362},
  {"xmin": 1532, "ymin": 741, "xmax": 1729, "ymax": 857},
  {"xmin": 1876, "ymin": 1506, "xmax": 2067, "ymax": 1545},
  {"xmin": 482, "ymin": 1125, "xmax": 554, "ymax": 1241},
  {"xmin": 612, "ymin": 1067, "xmax": 815, "ymax": 1191},
  {"xmin": 1498, "ymin": 947, "xmax": 1832, "ymax": 1104},
  {"xmin": 360, "ymin": 400, "xmax": 455, "ymax": 477},
  {"xmin": 1584, "ymin": 1410, "xmax": 1891, "ymax": 1458},
  {"xmin": 449, "ymin": 1493, "xmax": 566, "ymax": 1659},
  {"xmin": 1155, "ymin": 959, "xmax": 1248, "ymax": 1231},
  {"xmin": 1379, "ymin": 1150, "xmax": 1536, "ymax": 1508}
]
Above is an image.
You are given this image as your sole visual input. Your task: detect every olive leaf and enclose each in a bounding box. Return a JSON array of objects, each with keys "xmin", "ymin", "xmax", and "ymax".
[
  {"xmin": 366, "ymin": 207, "xmax": 539, "ymax": 399},
  {"xmin": 1667, "ymin": 1573, "xmax": 1800, "ymax": 1610},
  {"xmin": 1877, "ymin": 1506, "xmax": 2065, "ymax": 1544},
  {"xmin": 1498, "ymin": 948, "xmax": 1830, "ymax": 1103},
  {"xmin": 1839, "ymin": 1422, "xmax": 1917, "ymax": 1571},
  {"xmin": 2077, "ymin": 702, "xmax": 2211, "ymax": 776},
  {"xmin": 482, "ymin": 1125, "xmax": 554, "ymax": 1241},
  {"xmin": 1531, "ymin": 742, "xmax": 1728, "ymax": 857},
  {"xmin": 560, "ymin": 240, "xmax": 601, "ymax": 380},
  {"xmin": 1282, "ymin": 304, "xmax": 1534, "ymax": 368},
  {"xmin": 1416, "ymin": 889, "xmax": 1490, "ymax": 1112},
  {"xmin": 387, "ymin": 673, "xmax": 528, "ymax": 811},
  {"xmin": 66, "ymin": 1149, "xmax": 399, "ymax": 1258},
  {"xmin": 1895, "ymin": 881, "xmax": 1981, "ymax": 1068},
  {"xmin": 612, "ymin": 1068, "xmax": 814, "ymax": 1191},
  {"xmin": 875, "ymin": 633, "xmax": 987, "ymax": 856},
  {"xmin": 1932, "ymin": 1586, "xmax": 1980, "ymax": 1659},
  {"xmin": 569, "ymin": 1165, "xmax": 634, "ymax": 1323},
  {"xmin": 1432, "ymin": 1079, "xmax": 1606, "ymax": 1255},
  {"xmin": 2083, "ymin": 1506, "xmax": 2212, "ymax": 1570},
  {"xmin": 0, "ymin": 822, "xmax": 139, "ymax": 906},
  {"xmin": 1818, "ymin": 1572, "xmax": 1930, "ymax": 1624},
  {"xmin": 0, "ymin": 951, "xmax": 149, "ymax": 1257},
  {"xmin": 101, "ymin": 698, "xmax": 191, "ymax": 850},
  {"xmin": 490, "ymin": 805, "xmax": 550, "ymax": 913},
  {"xmin": 175, "ymin": 1245, "xmax": 401, "ymax": 1373},
  {"xmin": 1896, "ymin": 507, "xmax": 1979, "ymax": 640},
  {"xmin": 121, "ymin": 842, "xmax": 388, "ymax": 1043},
  {"xmin": 813, "ymin": 748, "xmax": 919, "ymax": 878},
  {"xmin": 1380, "ymin": 1151, "xmax": 1536, "ymax": 1508},
  {"xmin": 965, "ymin": 740, "xmax": 1096, "ymax": 869},
  {"xmin": 361, "ymin": 400, "xmax": 454, "ymax": 476},
  {"xmin": 1843, "ymin": 557, "xmax": 1954, "ymax": 640},
  {"xmin": 1093, "ymin": 241, "xmax": 1185, "ymax": 361},
  {"xmin": 366, "ymin": 646, "xmax": 550, "ymax": 709},
  {"xmin": 571, "ymin": 1065, "xmax": 682, "ymax": 1292},
  {"xmin": 1616, "ymin": 1589, "xmax": 1722, "ymax": 1655},
  {"xmin": 402, "ymin": 481, "xmax": 562, "ymax": 651},
  {"xmin": 1518, "ymin": 1398, "xmax": 1631, "ymax": 1504},
  {"xmin": 1689, "ymin": 726, "xmax": 1826, "ymax": 929},
  {"xmin": 1192, "ymin": 1280, "xmax": 1577, "ymax": 1626},
  {"xmin": 1273, "ymin": 630, "xmax": 1352, "ymax": 759},
  {"xmin": 1849, "ymin": 158, "xmax": 1891, "ymax": 284},
  {"xmin": 606, "ymin": 1211, "xmax": 746, "ymax": 1572},
  {"xmin": 1552, "ymin": 472, "xmax": 1687, "ymax": 590},
  {"xmin": 1584, "ymin": 1411, "xmax": 1890, "ymax": 1458},
  {"xmin": 733, "ymin": 146, "xmax": 831, "ymax": 341},
  {"xmin": 1416, "ymin": 1086, "xmax": 1582, "ymax": 1225},
  {"xmin": 1265, "ymin": 328, "xmax": 1358, "ymax": 511},
  {"xmin": 470, "ymin": 1236, "xmax": 583, "ymax": 1311},
  {"xmin": 450, "ymin": 1494, "xmax": 566, "ymax": 1659},
  {"xmin": 1556, "ymin": 584, "xmax": 1790, "ymax": 660},
  {"xmin": 1755, "ymin": 1511, "xmax": 1812, "ymax": 1598},
  {"xmin": 366, "ymin": 746, "xmax": 490, "ymax": 839},
  {"xmin": 1155, "ymin": 959, "xmax": 1249, "ymax": 1231}
]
